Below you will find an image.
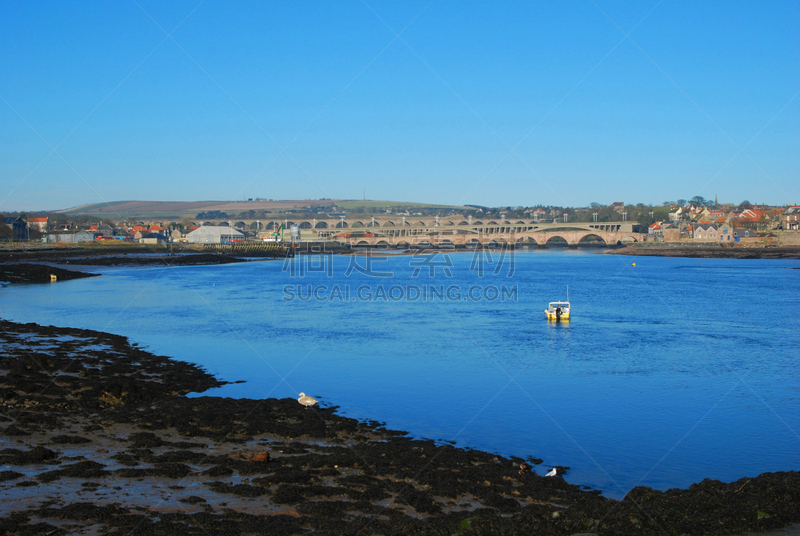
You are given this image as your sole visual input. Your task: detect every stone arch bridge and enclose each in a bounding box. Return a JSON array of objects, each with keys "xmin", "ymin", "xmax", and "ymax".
[{"xmin": 314, "ymin": 221, "xmax": 644, "ymax": 247}]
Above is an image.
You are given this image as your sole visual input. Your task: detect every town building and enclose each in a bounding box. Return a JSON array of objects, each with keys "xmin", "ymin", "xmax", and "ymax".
[
  {"xmin": 45, "ymin": 231, "xmax": 98, "ymax": 244},
  {"xmin": 693, "ymin": 223, "xmax": 719, "ymax": 241},
  {"xmin": 27, "ymin": 217, "xmax": 48, "ymax": 232},
  {"xmin": 2, "ymin": 217, "xmax": 29, "ymax": 241},
  {"xmin": 781, "ymin": 206, "xmax": 800, "ymax": 231},
  {"xmin": 185, "ymin": 226, "xmax": 244, "ymax": 244}
]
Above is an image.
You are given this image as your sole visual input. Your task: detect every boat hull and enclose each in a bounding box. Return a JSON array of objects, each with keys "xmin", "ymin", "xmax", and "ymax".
[{"xmin": 545, "ymin": 311, "xmax": 570, "ymax": 321}]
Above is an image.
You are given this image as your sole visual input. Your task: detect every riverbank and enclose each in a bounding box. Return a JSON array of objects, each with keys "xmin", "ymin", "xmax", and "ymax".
[
  {"xmin": 0, "ymin": 243, "xmax": 254, "ymax": 268},
  {"xmin": 606, "ymin": 244, "xmax": 800, "ymax": 260},
  {"xmin": 1, "ymin": 316, "xmax": 799, "ymax": 535}
]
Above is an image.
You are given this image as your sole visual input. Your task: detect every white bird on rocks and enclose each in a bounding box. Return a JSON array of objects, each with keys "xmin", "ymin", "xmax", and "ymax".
[
  {"xmin": 545, "ymin": 468, "xmax": 557, "ymax": 477},
  {"xmin": 298, "ymin": 392, "xmax": 318, "ymax": 409}
]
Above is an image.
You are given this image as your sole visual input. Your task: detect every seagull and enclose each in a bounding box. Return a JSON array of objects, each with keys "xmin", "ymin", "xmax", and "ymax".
[
  {"xmin": 545, "ymin": 468, "xmax": 557, "ymax": 477},
  {"xmin": 298, "ymin": 392, "xmax": 318, "ymax": 409}
]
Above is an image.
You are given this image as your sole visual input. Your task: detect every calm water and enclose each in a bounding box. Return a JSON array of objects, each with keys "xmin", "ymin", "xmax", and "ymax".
[{"xmin": 2, "ymin": 250, "xmax": 798, "ymax": 498}]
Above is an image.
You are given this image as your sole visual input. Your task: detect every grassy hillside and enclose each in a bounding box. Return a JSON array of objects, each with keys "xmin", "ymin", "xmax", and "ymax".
[{"xmin": 56, "ymin": 199, "xmax": 469, "ymax": 218}]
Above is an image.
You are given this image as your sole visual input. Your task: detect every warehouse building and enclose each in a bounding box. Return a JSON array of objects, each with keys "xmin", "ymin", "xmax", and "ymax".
[{"xmin": 185, "ymin": 226, "xmax": 244, "ymax": 244}]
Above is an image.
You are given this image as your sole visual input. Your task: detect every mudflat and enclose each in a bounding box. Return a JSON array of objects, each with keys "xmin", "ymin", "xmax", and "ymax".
[{"xmin": 606, "ymin": 245, "xmax": 800, "ymax": 260}]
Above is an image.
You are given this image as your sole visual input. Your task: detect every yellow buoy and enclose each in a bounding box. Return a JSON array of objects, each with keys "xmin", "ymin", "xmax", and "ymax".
[
  {"xmin": 50, "ymin": 274, "xmax": 58, "ymax": 282},
  {"xmin": 632, "ymin": 263, "xmax": 636, "ymax": 267}
]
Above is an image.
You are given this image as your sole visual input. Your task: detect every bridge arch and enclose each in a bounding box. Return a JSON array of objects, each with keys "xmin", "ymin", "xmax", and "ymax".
[
  {"xmin": 335, "ymin": 221, "xmax": 348, "ymax": 228},
  {"xmin": 383, "ymin": 221, "xmax": 395, "ymax": 227},
  {"xmin": 458, "ymin": 220, "xmax": 469, "ymax": 225},
  {"xmin": 357, "ymin": 240, "xmax": 370, "ymax": 246},
  {"xmin": 298, "ymin": 221, "xmax": 312, "ymax": 229},
  {"xmin": 351, "ymin": 221, "xmax": 364, "ymax": 228},
  {"xmin": 397, "ymin": 241, "xmax": 410, "ymax": 249},
  {"xmin": 546, "ymin": 236, "xmax": 569, "ymax": 247},
  {"xmin": 234, "ymin": 221, "xmax": 246, "ymax": 229},
  {"xmin": 516, "ymin": 236, "xmax": 539, "ymax": 246},
  {"xmin": 577, "ymin": 233, "xmax": 606, "ymax": 245},
  {"xmin": 315, "ymin": 221, "xmax": 328, "ymax": 229}
]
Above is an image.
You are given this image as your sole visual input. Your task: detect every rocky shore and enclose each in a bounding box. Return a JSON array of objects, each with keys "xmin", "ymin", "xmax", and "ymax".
[
  {"xmin": 606, "ymin": 245, "xmax": 800, "ymax": 260},
  {"xmin": 0, "ymin": 244, "xmax": 253, "ymax": 268},
  {"xmin": 1, "ymin": 317, "xmax": 799, "ymax": 535}
]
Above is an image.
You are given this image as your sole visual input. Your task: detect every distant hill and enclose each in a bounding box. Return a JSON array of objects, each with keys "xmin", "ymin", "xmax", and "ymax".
[{"xmin": 56, "ymin": 200, "xmax": 468, "ymax": 218}]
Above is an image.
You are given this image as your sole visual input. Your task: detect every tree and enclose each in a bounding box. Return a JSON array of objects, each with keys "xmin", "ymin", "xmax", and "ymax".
[
  {"xmin": 677, "ymin": 199, "xmax": 687, "ymax": 207},
  {"xmin": 739, "ymin": 200, "xmax": 752, "ymax": 209},
  {"xmin": 690, "ymin": 196, "xmax": 705, "ymax": 206}
]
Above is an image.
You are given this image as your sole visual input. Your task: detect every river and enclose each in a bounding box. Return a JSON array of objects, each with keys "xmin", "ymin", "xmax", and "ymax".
[{"xmin": 1, "ymin": 249, "xmax": 798, "ymax": 499}]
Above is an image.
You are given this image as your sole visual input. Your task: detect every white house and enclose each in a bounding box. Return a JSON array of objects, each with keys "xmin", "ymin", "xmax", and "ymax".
[{"xmin": 185, "ymin": 226, "xmax": 244, "ymax": 244}]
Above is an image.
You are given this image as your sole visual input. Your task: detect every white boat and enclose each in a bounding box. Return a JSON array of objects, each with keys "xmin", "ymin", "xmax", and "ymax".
[
  {"xmin": 544, "ymin": 287, "xmax": 570, "ymax": 321},
  {"xmin": 544, "ymin": 301, "xmax": 570, "ymax": 321}
]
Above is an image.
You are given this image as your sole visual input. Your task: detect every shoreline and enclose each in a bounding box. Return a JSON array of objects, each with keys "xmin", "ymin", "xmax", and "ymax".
[
  {"xmin": 1, "ymin": 316, "xmax": 799, "ymax": 535},
  {"xmin": 5, "ymin": 242, "xmax": 800, "ymax": 267},
  {"xmin": 605, "ymin": 244, "xmax": 800, "ymax": 260}
]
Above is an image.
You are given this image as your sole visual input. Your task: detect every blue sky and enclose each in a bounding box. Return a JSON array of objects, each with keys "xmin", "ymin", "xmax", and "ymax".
[{"xmin": 1, "ymin": 1, "xmax": 798, "ymax": 211}]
